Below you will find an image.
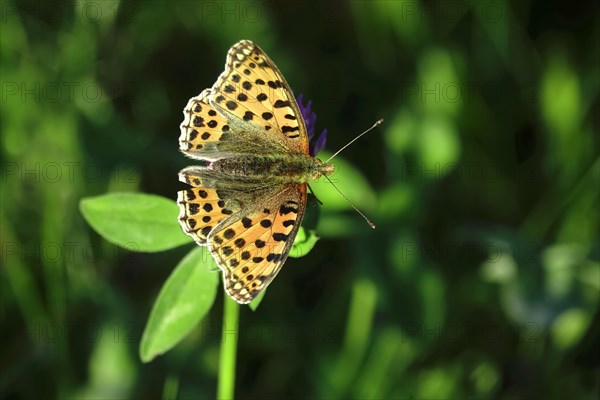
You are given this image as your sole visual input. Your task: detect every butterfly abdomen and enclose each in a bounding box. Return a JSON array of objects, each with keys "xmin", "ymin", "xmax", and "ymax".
[{"xmin": 212, "ymin": 154, "xmax": 318, "ymax": 183}]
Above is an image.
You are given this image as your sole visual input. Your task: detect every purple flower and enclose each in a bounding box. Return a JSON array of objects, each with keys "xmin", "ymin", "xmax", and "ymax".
[{"xmin": 296, "ymin": 94, "xmax": 327, "ymax": 156}]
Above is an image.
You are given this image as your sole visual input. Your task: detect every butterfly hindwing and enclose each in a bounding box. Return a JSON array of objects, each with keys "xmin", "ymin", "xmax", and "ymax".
[
  {"xmin": 177, "ymin": 185, "xmax": 242, "ymax": 245},
  {"xmin": 209, "ymin": 40, "xmax": 309, "ymax": 154},
  {"xmin": 207, "ymin": 184, "xmax": 307, "ymax": 303}
]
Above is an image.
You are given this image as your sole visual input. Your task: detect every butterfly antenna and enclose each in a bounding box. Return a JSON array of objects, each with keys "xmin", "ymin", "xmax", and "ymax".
[
  {"xmin": 325, "ymin": 119, "xmax": 384, "ymax": 163},
  {"xmin": 323, "ymin": 175, "xmax": 376, "ymax": 229}
]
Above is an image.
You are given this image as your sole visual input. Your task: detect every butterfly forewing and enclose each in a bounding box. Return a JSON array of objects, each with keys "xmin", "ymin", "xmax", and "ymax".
[
  {"xmin": 207, "ymin": 185, "xmax": 307, "ymax": 303},
  {"xmin": 209, "ymin": 40, "xmax": 309, "ymax": 154},
  {"xmin": 180, "ymin": 89, "xmax": 235, "ymax": 159}
]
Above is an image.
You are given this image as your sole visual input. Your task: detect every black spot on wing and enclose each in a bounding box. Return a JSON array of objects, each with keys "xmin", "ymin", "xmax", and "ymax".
[{"xmin": 273, "ymin": 233, "xmax": 288, "ymax": 242}]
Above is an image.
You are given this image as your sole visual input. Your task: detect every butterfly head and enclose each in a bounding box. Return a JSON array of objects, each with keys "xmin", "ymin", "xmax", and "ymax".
[{"xmin": 312, "ymin": 158, "xmax": 335, "ymax": 179}]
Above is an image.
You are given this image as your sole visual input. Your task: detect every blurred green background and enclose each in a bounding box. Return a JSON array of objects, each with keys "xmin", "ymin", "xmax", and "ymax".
[{"xmin": 1, "ymin": 0, "xmax": 599, "ymax": 398}]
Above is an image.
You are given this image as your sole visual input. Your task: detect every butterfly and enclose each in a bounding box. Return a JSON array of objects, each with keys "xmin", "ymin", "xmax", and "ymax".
[{"xmin": 177, "ymin": 40, "xmax": 334, "ymax": 304}]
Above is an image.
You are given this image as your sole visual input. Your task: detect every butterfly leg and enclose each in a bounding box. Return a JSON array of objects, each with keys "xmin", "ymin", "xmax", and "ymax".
[{"xmin": 307, "ymin": 183, "xmax": 323, "ymax": 205}]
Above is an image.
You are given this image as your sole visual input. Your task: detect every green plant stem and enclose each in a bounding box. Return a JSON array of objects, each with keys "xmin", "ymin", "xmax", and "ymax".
[
  {"xmin": 162, "ymin": 374, "xmax": 179, "ymax": 400},
  {"xmin": 217, "ymin": 297, "xmax": 240, "ymax": 400}
]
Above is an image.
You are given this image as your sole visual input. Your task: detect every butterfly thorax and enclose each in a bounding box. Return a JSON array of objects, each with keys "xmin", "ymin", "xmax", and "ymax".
[{"xmin": 212, "ymin": 154, "xmax": 334, "ymax": 184}]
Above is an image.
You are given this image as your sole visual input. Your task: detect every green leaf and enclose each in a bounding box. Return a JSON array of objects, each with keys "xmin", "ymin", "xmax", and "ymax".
[
  {"xmin": 290, "ymin": 227, "xmax": 319, "ymax": 258},
  {"xmin": 80, "ymin": 193, "xmax": 193, "ymax": 252},
  {"xmin": 248, "ymin": 290, "xmax": 267, "ymax": 311},
  {"xmin": 139, "ymin": 247, "xmax": 219, "ymax": 362},
  {"xmin": 302, "ymin": 194, "xmax": 322, "ymax": 230},
  {"xmin": 417, "ymin": 116, "xmax": 460, "ymax": 173},
  {"xmin": 249, "ymin": 227, "xmax": 319, "ymax": 311}
]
